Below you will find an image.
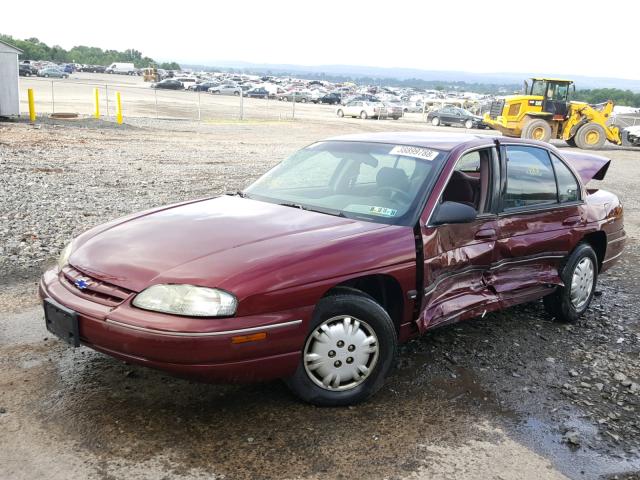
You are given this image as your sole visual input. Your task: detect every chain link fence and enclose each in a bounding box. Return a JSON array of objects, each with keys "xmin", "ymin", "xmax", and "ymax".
[{"xmin": 17, "ymin": 76, "xmax": 382, "ymax": 123}]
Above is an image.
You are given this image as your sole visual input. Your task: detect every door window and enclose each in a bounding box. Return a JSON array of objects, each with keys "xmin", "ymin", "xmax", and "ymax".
[
  {"xmin": 551, "ymin": 154, "xmax": 580, "ymax": 203},
  {"xmin": 503, "ymin": 146, "xmax": 557, "ymax": 210}
]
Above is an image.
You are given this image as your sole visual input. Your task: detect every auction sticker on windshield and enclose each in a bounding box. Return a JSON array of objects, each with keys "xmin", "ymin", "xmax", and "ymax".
[{"xmin": 389, "ymin": 145, "xmax": 439, "ymax": 161}]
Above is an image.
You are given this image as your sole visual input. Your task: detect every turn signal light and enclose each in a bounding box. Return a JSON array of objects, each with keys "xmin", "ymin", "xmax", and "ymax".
[{"xmin": 231, "ymin": 332, "xmax": 267, "ymax": 344}]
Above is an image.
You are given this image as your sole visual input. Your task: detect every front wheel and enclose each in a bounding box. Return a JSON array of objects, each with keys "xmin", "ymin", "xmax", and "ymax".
[
  {"xmin": 337, "ymin": 109, "xmax": 344, "ymax": 118},
  {"xmin": 360, "ymin": 111, "xmax": 368, "ymax": 119},
  {"xmin": 543, "ymin": 243, "xmax": 598, "ymax": 323},
  {"xmin": 464, "ymin": 119, "xmax": 474, "ymax": 129},
  {"xmin": 285, "ymin": 293, "xmax": 397, "ymax": 406},
  {"xmin": 575, "ymin": 123, "xmax": 606, "ymax": 149}
]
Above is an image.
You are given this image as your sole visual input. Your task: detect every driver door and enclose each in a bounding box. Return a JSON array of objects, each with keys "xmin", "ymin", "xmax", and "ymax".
[{"xmin": 417, "ymin": 146, "xmax": 501, "ymax": 332}]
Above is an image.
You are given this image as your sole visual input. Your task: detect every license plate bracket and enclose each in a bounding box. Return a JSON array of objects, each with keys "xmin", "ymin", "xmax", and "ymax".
[{"xmin": 44, "ymin": 298, "xmax": 80, "ymax": 347}]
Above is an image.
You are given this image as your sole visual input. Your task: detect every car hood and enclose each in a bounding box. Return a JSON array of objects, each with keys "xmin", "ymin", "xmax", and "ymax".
[{"xmin": 70, "ymin": 195, "xmax": 412, "ymax": 296}]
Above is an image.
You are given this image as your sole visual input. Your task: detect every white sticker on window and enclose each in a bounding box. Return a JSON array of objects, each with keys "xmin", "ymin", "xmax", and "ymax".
[
  {"xmin": 389, "ymin": 145, "xmax": 439, "ymax": 161},
  {"xmin": 369, "ymin": 206, "xmax": 398, "ymax": 217}
]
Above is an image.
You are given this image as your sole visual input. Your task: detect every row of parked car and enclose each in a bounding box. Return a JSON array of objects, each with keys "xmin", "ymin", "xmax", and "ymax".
[
  {"xmin": 19, "ymin": 63, "xmax": 70, "ymax": 78},
  {"xmin": 149, "ymin": 78, "xmax": 346, "ymax": 104}
]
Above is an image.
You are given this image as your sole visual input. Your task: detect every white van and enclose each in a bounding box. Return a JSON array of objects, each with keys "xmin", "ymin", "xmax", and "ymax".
[{"xmin": 106, "ymin": 63, "xmax": 136, "ymax": 75}]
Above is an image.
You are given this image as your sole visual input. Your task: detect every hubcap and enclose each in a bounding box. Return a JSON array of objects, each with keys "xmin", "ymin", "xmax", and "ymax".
[
  {"xmin": 532, "ymin": 126, "xmax": 545, "ymax": 140},
  {"xmin": 571, "ymin": 257, "xmax": 594, "ymax": 309},
  {"xmin": 586, "ymin": 130, "xmax": 600, "ymax": 145},
  {"xmin": 303, "ymin": 316, "xmax": 379, "ymax": 391}
]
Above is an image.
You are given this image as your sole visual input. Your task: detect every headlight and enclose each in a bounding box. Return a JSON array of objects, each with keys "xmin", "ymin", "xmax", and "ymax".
[
  {"xmin": 57, "ymin": 242, "xmax": 73, "ymax": 270},
  {"xmin": 132, "ymin": 284, "xmax": 237, "ymax": 317}
]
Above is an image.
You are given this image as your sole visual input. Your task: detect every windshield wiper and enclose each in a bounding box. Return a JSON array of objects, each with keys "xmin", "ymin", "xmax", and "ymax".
[
  {"xmin": 278, "ymin": 202, "xmax": 345, "ymax": 218},
  {"xmin": 227, "ymin": 190, "xmax": 249, "ymax": 198},
  {"xmin": 278, "ymin": 202, "xmax": 307, "ymax": 210}
]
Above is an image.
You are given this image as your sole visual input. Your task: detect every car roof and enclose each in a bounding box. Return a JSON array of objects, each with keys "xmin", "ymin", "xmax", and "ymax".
[{"xmin": 325, "ymin": 131, "xmax": 511, "ymax": 151}]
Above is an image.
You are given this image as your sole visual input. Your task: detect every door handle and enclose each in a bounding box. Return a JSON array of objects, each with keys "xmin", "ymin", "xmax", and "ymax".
[
  {"xmin": 562, "ymin": 216, "xmax": 582, "ymax": 226},
  {"xmin": 475, "ymin": 228, "xmax": 496, "ymax": 240}
]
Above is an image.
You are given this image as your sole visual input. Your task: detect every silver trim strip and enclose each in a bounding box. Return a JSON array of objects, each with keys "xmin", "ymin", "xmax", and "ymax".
[
  {"xmin": 607, "ymin": 236, "xmax": 626, "ymax": 245},
  {"xmin": 104, "ymin": 319, "xmax": 303, "ymax": 337},
  {"xmin": 488, "ymin": 254, "xmax": 565, "ymax": 270},
  {"xmin": 603, "ymin": 251, "xmax": 623, "ymax": 264}
]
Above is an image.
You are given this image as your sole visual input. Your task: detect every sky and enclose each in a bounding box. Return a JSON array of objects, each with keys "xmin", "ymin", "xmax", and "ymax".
[{"xmin": 2, "ymin": 0, "xmax": 639, "ymax": 80}]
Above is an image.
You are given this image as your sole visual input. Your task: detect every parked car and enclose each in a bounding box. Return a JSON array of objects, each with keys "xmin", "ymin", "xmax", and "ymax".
[
  {"xmin": 209, "ymin": 84, "xmax": 242, "ymax": 96},
  {"xmin": 427, "ymin": 106, "xmax": 487, "ymax": 129},
  {"xmin": 151, "ymin": 79, "xmax": 183, "ymax": 90},
  {"xmin": 80, "ymin": 65, "xmax": 106, "ymax": 73},
  {"xmin": 19, "ymin": 64, "xmax": 38, "ymax": 76},
  {"xmin": 37, "ymin": 67, "xmax": 68, "ymax": 79},
  {"xmin": 277, "ymin": 91, "xmax": 312, "ymax": 103},
  {"xmin": 318, "ymin": 92, "xmax": 342, "ymax": 105},
  {"xmin": 336, "ymin": 100, "xmax": 384, "ymax": 119},
  {"xmin": 381, "ymin": 102, "xmax": 403, "ymax": 120},
  {"xmin": 40, "ymin": 132, "xmax": 624, "ymax": 406},
  {"xmin": 174, "ymin": 77, "xmax": 198, "ymax": 89},
  {"xmin": 188, "ymin": 81, "xmax": 218, "ymax": 92},
  {"xmin": 246, "ymin": 87, "xmax": 270, "ymax": 99}
]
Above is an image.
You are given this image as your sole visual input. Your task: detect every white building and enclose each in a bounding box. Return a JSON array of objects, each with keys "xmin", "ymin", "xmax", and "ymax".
[{"xmin": 0, "ymin": 40, "xmax": 22, "ymax": 117}]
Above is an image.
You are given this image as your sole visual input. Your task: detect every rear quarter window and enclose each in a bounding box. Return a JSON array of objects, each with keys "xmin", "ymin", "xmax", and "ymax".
[{"xmin": 503, "ymin": 146, "xmax": 557, "ymax": 210}]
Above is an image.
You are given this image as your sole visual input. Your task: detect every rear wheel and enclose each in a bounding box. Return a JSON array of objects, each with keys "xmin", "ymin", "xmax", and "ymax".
[
  {"xmin": 337, "ymin": 109, "xmax": 344, "ymax": 118},
  {"xmin": 574, "ymin": 123, "xmax": 606, "ymax": 149},
  {"xmin": 360, "ymin": 111, "xmax": 368, "ymax": 119},
  {"xmin": 300, "ymin": 98, "xmax": 307, "ymax": 103},
  {"xmin": 522, "ymin": 118, "xmax": 552, "ymax": 142},
  {"xmin": 431, "ymin": 116, "xmax": 440, "ymax": 126},
  {"xmin": 285, "ymin": 293, "xmax": 397, "ymax": 406},
  {"xmin": 543, "ymin": 243, "xmax": 598, "ymax": 323}
]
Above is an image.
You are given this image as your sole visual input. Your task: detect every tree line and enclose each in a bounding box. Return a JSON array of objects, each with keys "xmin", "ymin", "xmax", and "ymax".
[
  {"xmin": 572, "ymin": 88, "xmax": 640, "ymax": 108},
  {"xmin": 0, "ymin": 34, "xmax": 180, "ymax": 70}
]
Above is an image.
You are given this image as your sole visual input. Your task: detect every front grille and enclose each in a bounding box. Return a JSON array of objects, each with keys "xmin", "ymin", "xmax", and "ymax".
[
  {"xmin": 60, "ymin": 266, "xmax": 134, "ymax": 306},
  {"xmin": 489, "ymin": 99, "xmax": 505, "ymax": 119}
]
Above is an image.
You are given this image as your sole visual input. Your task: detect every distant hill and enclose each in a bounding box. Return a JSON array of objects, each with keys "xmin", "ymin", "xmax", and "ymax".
[{"xmin": 180, "ymin": 60, "xmax": 640, "ymax": 92}]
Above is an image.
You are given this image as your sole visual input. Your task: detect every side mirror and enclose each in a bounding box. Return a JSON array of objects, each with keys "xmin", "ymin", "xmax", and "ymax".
[{"xmin": 431, "ymin": 201, "xmax": 477, "ymax": 225}]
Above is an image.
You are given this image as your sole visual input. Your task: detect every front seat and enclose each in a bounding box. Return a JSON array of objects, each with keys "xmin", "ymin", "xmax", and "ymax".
[
  {"xmin": 376, "ymin": 167, "xmax": 410, "ymax": 197},
  {"xmin": 442, "ymin": 170, "xmax": 476, "ymax": 208}
]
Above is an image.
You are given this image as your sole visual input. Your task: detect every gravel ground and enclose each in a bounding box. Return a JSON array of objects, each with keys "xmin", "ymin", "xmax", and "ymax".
[{"xmin": 1, "ymin": 116, "xmax": 640, "ymax": 479}]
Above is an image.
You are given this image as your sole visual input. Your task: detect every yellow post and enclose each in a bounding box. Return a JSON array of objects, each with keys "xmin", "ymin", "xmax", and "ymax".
[
  {"xmin": 116, "ymin": 91, "xmax": 123, "ymax": 124},
  {"xmin": 27, "ymin": 88, "xmax": 36, "ymax": 122},
  {"xmin": 94, "ymin": 88, "xmax": 100, "ymax": 119}
]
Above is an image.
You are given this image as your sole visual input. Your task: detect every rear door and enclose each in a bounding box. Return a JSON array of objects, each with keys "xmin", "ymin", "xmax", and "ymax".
[
  {"xmin": 418, "ymin": 146, "xmax": 501, "ymax": 331},
  {"xmin": 488, "ymin": 143, "xmax": 585, "ymax": 307}
]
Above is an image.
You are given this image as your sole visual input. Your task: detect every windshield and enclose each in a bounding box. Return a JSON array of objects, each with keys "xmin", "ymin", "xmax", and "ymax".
[{"xmin": 245, "ymin": 141, "xmax": 447, "ymax": 225}]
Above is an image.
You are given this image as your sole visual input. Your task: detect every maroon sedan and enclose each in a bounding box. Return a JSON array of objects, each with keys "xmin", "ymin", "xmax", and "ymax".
[{"xmin": 40, "ymin": 132, "xmax": 625, "ymax": 405}]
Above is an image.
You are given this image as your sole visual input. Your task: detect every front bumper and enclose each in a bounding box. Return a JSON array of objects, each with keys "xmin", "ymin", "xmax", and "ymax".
[{"xmin": 39, "ymin": 267, "xmax": 310, "ymax": 383}]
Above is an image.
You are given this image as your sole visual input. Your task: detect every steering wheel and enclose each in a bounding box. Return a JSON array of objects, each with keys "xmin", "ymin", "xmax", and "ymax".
[{"xmin": 378, "ymin": 186, "xmax": 411, "ymax": 203}]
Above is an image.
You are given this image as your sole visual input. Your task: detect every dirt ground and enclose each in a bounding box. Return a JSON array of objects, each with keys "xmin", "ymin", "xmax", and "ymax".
[{"xmin": 1, "ymin": 112, "xmax": 640, "ymax": 480}]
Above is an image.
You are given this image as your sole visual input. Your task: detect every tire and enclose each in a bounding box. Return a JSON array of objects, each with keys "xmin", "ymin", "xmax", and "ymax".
[
  {"xmin": 574, "ymin": 123, "xmax": 606, "ymax": 150},
  {"xmin": 234, "ymin": 91, "xmax": 239, "ymax": 96},
  {"xmin": 543, "ymin": 243, "xmax": 598, "ymax": 323},
  {"xmin": 337, "ymin": 109, "xmax": 344, "ymax": 118},
  {"xmin": 300, "ymin": 98, "xmax": 307, "ymax": 103},
  {"xmin": 431, "ymin": 116, "xmax": 440, "ymax": 126},
  {"xmin": 285, "ymin": 293, "xmax": 397, "ymax": 406},
  {"xmin": 44, "ymin": 74, "xmax": 49, "ymax": 78},
  {"xmin": 360, "ymin": 111, "xmax": 368, "ymax": 119},
  {"xmin": 393, "ymin": 116, "xmax": 400, "ymax": 120},
  {"xmin": 521, "ymin": 118, "xmax": 552, "ymax": 142},
  {"xmin": 464, "ymin": 119, "xmax": 474, "ymax": 129},
  {"xmin": 566, "ymin": 137, "xmax": 578, "ymax": 147}
]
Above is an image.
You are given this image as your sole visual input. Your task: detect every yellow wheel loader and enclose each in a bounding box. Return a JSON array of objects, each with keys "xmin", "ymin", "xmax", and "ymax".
[{"xmin": 483, "ymin": 78, "xmax": 639, "ymax": 149}]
